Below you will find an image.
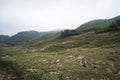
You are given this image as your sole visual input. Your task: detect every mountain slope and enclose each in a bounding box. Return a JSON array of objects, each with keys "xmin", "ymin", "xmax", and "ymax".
[
  {"xmin": 0, "ymin": 16, "xmax": 120, "ymax": 45},
  {"xmin": 0, "ymin": 30, "xmax": 60, "ymax": 45},
  {"xmin": 0, "ymin": 16, "xmax": 120, "ymax": 80},
  {"xmin": 0, "ymin": 35, "xmax": 10, "ymax": 44},
  {"xmin": 26, "ymin": 30, "xmax": 120, "ymax": 51},
  {"xmin": 0, "ymin": 30, "xmax": 120, "ymax": 80},
  {"xmin": 6, "ymin": 31, "xmax": 46, "ymax": 45},
  {"xmin": 76, "ymin": 16, "xmax": 120, "ymax": 33},
  {"xmin": 24, "ymin": 15, "xmax": 120, "ymax": 48},
  {"xmin": 24, "ymin": 32, "xmax": 60, "ymax": 46}
]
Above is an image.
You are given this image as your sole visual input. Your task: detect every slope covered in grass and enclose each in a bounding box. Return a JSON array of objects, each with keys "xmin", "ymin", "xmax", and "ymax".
[
  {"xmin": 0, "ymin": 15, "xmax": 120, "ymax": 80},
  {"xmin": 0, "ymin": 30, "xmax": 60, "ymax": 46},
  {"xmin": 76, "ymin": 16, "xmax": 120, "ymax": 33},
  {"xmin": 25, "ymin": 30, "xmax": 120, "ymax": 51},
  {"xmin": 0, "ymin": 30, "xmax": 120, "ymax": 80}
]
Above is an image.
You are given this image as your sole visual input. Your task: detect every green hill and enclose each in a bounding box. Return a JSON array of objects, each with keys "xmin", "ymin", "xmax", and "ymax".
[
  {"xmin": 0, "ymin": 35, "xmax": 10, "ymax": 44},
  {"xmin": 0, "ymin": 30, "xmax": 60, "ymax": 45},
  {"xmin": 0, "ymin": 15, "xmax": 120, "ymax": 80},
  {"xmin": 0, "ymin": 30, "xmax": 120, "ymax": 80},
  {"xmin": 26, "ymin": 30, "xmax": 120, "ymax": 51},
  {"xmin": 7, "ymin": 31, "xmax": 43, "ymax": 45},
  {"xmin": 76, "ymin": 16, "xmax": 120, "ymax": 33},
  {"xmin": 0, "ymin": 16, "xmax": 119, "ymax": 46}
]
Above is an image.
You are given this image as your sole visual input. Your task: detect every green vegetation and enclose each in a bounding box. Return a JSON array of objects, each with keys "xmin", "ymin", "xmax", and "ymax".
[
  {"xmin": 0, "ymin": 15, "xmax": 120, "ymax": 80},
  {"xmin": 0, "ymin": 35, "xmax": 10, "ymax": 43},
  {"xmin": 0, "ymin": 31, "xmax": 60, "ymax": 45},
  {"xmin": 76, "ymin": 16, "xmax": 120, "ymax": 33},
  {"xmin": 0, "ymin": 30, "xmax": 120, "ymax": 80},
  {"xmin": 59, "ymin": 30, "xmax": 78, "ymax": 38}
]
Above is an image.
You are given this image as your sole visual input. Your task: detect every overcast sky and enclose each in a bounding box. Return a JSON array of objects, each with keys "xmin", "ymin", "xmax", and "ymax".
[{"xmin": 0, "ymin": 0, "xmax": 120, "ymax": 35}]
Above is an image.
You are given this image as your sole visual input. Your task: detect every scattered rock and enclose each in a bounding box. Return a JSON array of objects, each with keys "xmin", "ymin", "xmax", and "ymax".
[
  {"xmin": 43, "ymin": 59, "xmax": 47, "ymax": 62},
  {"xmin": 41, "ymin": 59, "xmax": 48, "ymax": 64},
  {"xmin": 76, "ymin": 77, "xmax": 79, "ymax": 80},
  {"xmin": 49, "ymin": 71, "xmax": 62, "ymax": 75},
  {"xmin": 68, "ymin": 55, "xmax": 73, "ymax": 58},
  {"xmin": 110, "ymin": 63, "xmax": 114, "ymax": 69},
  {"xmin": 56, "ymin": 59, "xmax": 60, "ymax": 63},
  {"xmin": 0, "ymin": 74, "xmax": 16, "ymax": 80},
  {"xmin": 12, "ymin": 59, "xmax": 16, "ymax": 61},
  {"xmin": 27, "ymin": 68, "xmax": 37, "ymax": 72},
  {"xmin": 40, "ymin": 48, "xmax": 45, "ymax": 51},
  {"xmin": 78, "ymin": 56, "xmax": 87, "ymax": 67},
  {"xmin": 49, "ymin": 72, "xmax": 58, "ymax": 75},
  {"xmin": 91, "ymin": 78, "xmax": 95, "ymax": 80},
  {"xmin": 107, "ymin": 68, "xmax": 111, "ymax": 72},
  {"xmin": 77, "ymin": 56, "xmax": 84, "ymax": 60},
  {"xmin": 118, "ymin": 70, "xmax": 120, "ymax": 75},
  {"xmin": 31, "ymin": 49, "xmax": 36, "ymax": 52},
  {"xmin": 51, "ymin": 58, "xmax": 61, "ymax": 64},
  {"xmin": 57, "ymin": 63, "xmax": 62, "ymax": 67},
  {"xmin": 65, "ymin": 76, "xmax": 70, "ymax": 80}
]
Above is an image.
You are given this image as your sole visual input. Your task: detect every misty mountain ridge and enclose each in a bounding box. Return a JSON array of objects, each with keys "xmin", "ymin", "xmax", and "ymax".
[
  {"xmin": 0, "ymin": 15, "xmax": 120, "ymax": 45},
  {"xmin": 77, "ymin": 15, "xmax": 120, "ymax": 33},
  {"xmin": 0, "ymin": 15, "xmax": 120, "ymax": 80},
  {"xmin": 0, "ymin": 30, "xmax": 60, "ymax": 45}
]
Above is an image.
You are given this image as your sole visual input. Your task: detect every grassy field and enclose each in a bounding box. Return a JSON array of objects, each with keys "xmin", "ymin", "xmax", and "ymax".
[{"xmin": 0, "ymin": 31, "xmax": 120, "ymax": 80}]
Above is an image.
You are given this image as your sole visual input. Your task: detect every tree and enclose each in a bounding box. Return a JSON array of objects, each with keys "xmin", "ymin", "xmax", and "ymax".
[
  {"xmin": 59, "ymin": 30, "xmax": 78, "ymax": 38},
  {"xmin": 108, "ymin": 20, "xmax": 120, "ymax": 31}
]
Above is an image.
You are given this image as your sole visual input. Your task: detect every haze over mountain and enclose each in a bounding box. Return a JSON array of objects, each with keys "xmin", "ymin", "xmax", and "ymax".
[
  {"xmin": 0, "ymin": 0, "xmax": 120, "ymax": 35},
  {"xmin": 1, "ymin": 0, "xmax": 120, "ymax": 80},
  {"xmin": 77, "ymin": 15, "xmax": 120, "ymax": 33},
  {"xmin": 0, "ymin": 30, "xmax": 60, "ymax": 45},
  {"xmin": 0, "ymin": 15, "xmax": 120, "ymax": 45},
  {"xmin": 0, "ymin": 15, "xmax": 120, "ymax": 80}
]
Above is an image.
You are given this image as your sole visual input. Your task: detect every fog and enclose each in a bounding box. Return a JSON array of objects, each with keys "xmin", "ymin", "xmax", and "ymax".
[{"xmin": 0, "ymin": 0, "xmax": 120, "ymax": 35}]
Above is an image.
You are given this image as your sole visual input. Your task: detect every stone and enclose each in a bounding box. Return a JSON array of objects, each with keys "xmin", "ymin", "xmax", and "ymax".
[
  {"xmin": 12, "ymin": 59, "xmax": 16, "ymax": 61},
  {"xmin": 27, "ymin": 68, "xmax": 37, "ymax": 72},
  {"xmin": 40, "ymin": 48, "xmax": 45, "ymax": 51},
  {"xmin": 118, "ymin": 70, "xmax": 120, "ymax": 74},
  {"xmin": 31, "ymin": 49, "xmax": 36, "ymax": 52},
  {"xmin": 56, "ymin": 59, "xmax": 60, "ymax": 63},
  {"xmin": 76, "ymin": 78, "xmax": 79, "ymax": 80},
  {"xmin": 107, "ymin": 68, "xmax": 111, "ymax": 72},
  {"xmin": 43, "ymin": 60, "xmax": 47, "ymax": 62},
  {"xmin": 77, "ymin": 56, "xmax": 84, "ymax": 60},
  {"xmin": 68, "ymin": 55, "xmax": 73, "ymax": 58},
  {"xmin": 110, "ymin": 63, "xmax": 114, "ymax": 69},
  {"xmin": 49, "ymin": 71, "xmax": 60, "ymax": 75},
  {"xmin": 65, "ymin": 76, "xmax": 70, "ymax": 80},
  {"xmin": 91, "ymin": 78, "xmax": 95, "ymax": 80}
]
